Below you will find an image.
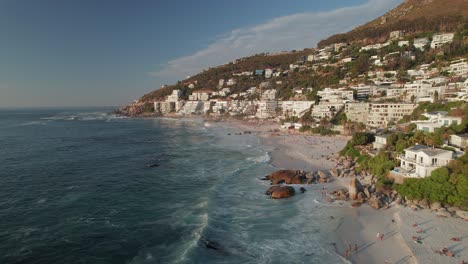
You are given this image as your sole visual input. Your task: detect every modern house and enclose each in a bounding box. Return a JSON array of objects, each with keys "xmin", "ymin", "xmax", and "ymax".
[
  {"xmin": 412, "ymin": 112, "xmax": 463, "ymax": 132},
  {"xmin": 395, "ymin": 145, "xmax": 453, "ymax": 178},
  {"xmin": 373, "ymin": 134, "xmax": 389, "ymax": 150},
  {"xmin": 449, "ymin": 134, "xmax": 468, "ymax": 149},
  {"xmin": 430, "ymin": 33, "xmax": 454, "ymax": 49}
]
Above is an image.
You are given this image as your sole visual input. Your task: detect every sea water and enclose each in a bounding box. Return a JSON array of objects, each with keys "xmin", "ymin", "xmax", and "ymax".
[{"xmin": 0, "ymin": 108, "xmax": 349, "ymax": 264}]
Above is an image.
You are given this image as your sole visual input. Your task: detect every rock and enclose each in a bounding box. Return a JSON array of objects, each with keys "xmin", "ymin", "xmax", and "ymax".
[
  {"xmin": 447, "ymin": 206, "xmax": 460, "ymax": 212},
  {"xmin": 419, "ymin": 199, "xmax": 429, "ymax": 209},
  {"xmin": 317, "ymin": 171, "xmax": 328, "ymax": 179},
  {"xmin": 265, "ymin": 170, "xmax": 306, "ymax": 184},
  {"xmin": 436, "ymin": 211, "xmax": 451, "ymax": 218},
  {"xmin": 329, "ymin": 169, "xmax": 339, "ymax": 178},
  {"xmin": 455, "ymin": 210, "xmax": 468, "ymax": 220},
  {"xmin": 343, "ymin": 160, "xmax": 352, "ymax": 169},
  {"xmin": 305, "ymin": 172, "xmax": 314, "ymax": 179},
  {"xmin": 357, "ymin": 192, "xmax": 367, "ymax": 202},
  {"xmin": 409, "ymin": 205, "xmax": 419, "ymax": 211},
  {"xmin": 146, "ymin": 163, "xmax": 160, "ymax": 168},
  {"xmin": 339, "ymin": 170, "xmax": 346, "ymax": 178},
  {"xmin": 265, "ymin": 186, "xmax": 281, "ymax": 195},
  {"xmin": 300, "ymin": 187, "xmax": 307, "ymax": 193},
  {"xmin": 430, "ymin": 202, "xmax": 442, "ymax": 210},
  {"xmin": 348, "ymin": 178, "xmax": 364, "ymax": 200},
  {"xmin": 364, "ymin": 187, "xmax": 371, "ymax": 198},
  {"xmin": 395, "ymin": 197, "xmax": 402, "ymax": 205},
  {"xmin": 270, "ymin": 186, "xmax": 295, "ymax": 199},
  {"xmin": 327, "ymin": 197, "xmax": 335, "ymax": 203},
  {"xmin": 351, "ymin": 201, "xmax": 362, "ymax": 207},
  {"xmin": 368, "ymin": 196, "xmax": 383, "ymax": 209}
]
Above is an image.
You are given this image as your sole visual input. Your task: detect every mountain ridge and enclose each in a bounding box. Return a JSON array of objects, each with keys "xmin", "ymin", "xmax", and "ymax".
[{"xmin": 318, "ymin": 0, "xmax": 468, "ymax": 47}]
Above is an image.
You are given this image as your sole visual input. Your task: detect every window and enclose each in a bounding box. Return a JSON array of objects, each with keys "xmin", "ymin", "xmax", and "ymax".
[{"xmin": 432, "ymin": 158, "xmax": 438, "ymax": 165}]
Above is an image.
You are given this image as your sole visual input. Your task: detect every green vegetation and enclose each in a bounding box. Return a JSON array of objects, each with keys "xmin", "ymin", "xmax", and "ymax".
[{"xmin": 396, "ymin": 153, "xmax": 468, "ymax": 209}]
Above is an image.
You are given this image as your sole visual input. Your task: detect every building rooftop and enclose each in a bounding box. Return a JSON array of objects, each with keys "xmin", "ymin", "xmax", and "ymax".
[
  {"xmin": 406, "ymin": 144, "xmax": 452, "ymax": 156},
  {"xmin": 452, "ymin": 134, "xmax": 468, "ymax": 139}
]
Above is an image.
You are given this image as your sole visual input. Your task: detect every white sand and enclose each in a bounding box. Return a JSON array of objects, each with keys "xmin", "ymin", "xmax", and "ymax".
[{"xmin": 227, "ymin": 119, "xmax": 468, "ymax": 264}]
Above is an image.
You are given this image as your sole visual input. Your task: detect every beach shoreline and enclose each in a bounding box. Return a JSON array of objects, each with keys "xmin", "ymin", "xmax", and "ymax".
[{"xmin": 222, "ymin": 118, "xmax": 468, "ymax": 264}]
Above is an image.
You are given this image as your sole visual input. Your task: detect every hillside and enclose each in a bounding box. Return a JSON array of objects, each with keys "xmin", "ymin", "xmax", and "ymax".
[{"xmin": 318, "ymin": 0, "xmax": 468, "ymax": 47}]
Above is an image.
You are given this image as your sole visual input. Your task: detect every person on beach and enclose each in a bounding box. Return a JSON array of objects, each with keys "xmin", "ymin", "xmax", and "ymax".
[
  {"xmin": 380, "ymin": 233, "xmax": 385, "ymax": 240},
  {"xmin": 348, "ymin": 244, "xmax": 352, "ymax": 252},
  {"xmin": 377, "ymin": 232, "xmax": 381, "ymax": 240},
  {"xmin": 354, "ymin": 243, "xmax": 358, "ymax": 253},
  {"xmin": 344, "ymin": 249, "xmax": 349, "ymax": 259}
]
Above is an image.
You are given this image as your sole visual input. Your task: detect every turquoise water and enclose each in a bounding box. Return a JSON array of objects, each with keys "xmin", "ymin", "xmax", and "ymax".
[{"xmin": 0, "ymin": 108, "xmax": 347, "ymax": 264}]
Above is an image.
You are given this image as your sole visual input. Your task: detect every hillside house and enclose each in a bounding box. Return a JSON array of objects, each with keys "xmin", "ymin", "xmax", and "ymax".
[
  {"xmin": 430, "ymin": 33, "xmax": 454, "ymax": 49},
  {"xmin": 373, "ymin": 134, "xmax": 389, "ymax": 150},
  {"xmin": 449, "ymin": 134, "xmax": 468, "ymax": 149},
  {"xmin": 395, "ymin": 145, "xmax": 453, "ymax": 178}
]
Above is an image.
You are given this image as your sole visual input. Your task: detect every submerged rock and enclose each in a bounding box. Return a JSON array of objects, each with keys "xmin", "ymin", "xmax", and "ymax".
[{"xmin": 269, "ymin": 186, "xmax": 295, "ymax": 199}]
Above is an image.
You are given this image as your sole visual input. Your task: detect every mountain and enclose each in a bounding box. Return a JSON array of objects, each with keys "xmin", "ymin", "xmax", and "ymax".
[{"xmin": 318, "ymin": 0, "xmax": 468, "ymax": 47}]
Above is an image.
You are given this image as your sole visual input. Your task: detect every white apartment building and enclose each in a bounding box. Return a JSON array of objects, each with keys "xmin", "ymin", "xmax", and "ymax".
[
  {"xmin": 279, "ymin": 101, "xmax": 314, "ymax": 117},
  {"xmin": 160, "ymin": 101, "xmax": 175, "ymax": 114},
  {"xmin": 367, "ymin": 103, "xmax": 416, "ymax": 128},
  {"xmin": 265, "ymin": 69, "xmax": 273, "ymax": 78},
  {"xmin": 311, "ymin": 103, "xmax": 344, "ymax": 119},
  {"xmin": 189, "ymin": 92, "xmax": 211, "ymax": 101},
  {"xmin": 256, "ymin": 101, "xmax": 278, "ymax": 119},
  {"xmin": 398, "ymin": 40, "xmax": 409, "ymax": 47},
  {"xmin": 389, "ymin": 30, "xmax": 405, "ymax": 40},
  {"xmin": 345, "ymin": 102, "xmax": 370, "ymax": 124},
  {"xmin": 226, "ymin": 78, "xmax": 237, "ymax": 86},
  {"xmin": 396, "ymin": 145, "xmax": 453, "ymax": 178},
  {"xmin": 167, "ymin": 89, "xmax": 182, "ymax": 102},
  {"xmin": 447, "ymin": 60, "xmax": 468, "ymax": 77},
  {"xmin": 430, "ymin": 33, "xmax": 455, "ymax": 49},
  {"xmin": 413, "ymin": 37, "xmax": 430, "ymax": 50},
  {"xmin": 180, "ymin": 101, "xmax": 205, "ymax": 115},
  {"xmin": 317, "ymin": 88, "xmax": 354, "ymax": 103},
  {"xmin": 261, "ymin": 89, "xmax": 277, "ymax": 100}
]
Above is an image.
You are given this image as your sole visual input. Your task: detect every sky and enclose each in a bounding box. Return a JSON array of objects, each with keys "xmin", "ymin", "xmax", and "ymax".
[{"xmin": 0, "ymin": 0, "xmax": 403, "ymax": 107}]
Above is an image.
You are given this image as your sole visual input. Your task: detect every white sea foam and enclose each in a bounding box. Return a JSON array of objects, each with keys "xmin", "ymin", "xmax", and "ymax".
[
  {"xmin": 246, "ymin": 152, "xmax": 270, "ymax": 163},
  {"xmin": 18, "ymin": 121, "xmax": 47, "ymax": 126}
]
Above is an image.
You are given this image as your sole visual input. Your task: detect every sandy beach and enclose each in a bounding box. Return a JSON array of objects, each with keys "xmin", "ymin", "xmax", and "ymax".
[{"xmin": 227, "ymin": 119, "xmax": 468, "ymax": 264}]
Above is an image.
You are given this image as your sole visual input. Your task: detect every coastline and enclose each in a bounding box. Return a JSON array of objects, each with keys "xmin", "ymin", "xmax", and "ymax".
[{"xmin": 223, "ymin": 118, "xmax": 468, "ymax": 264}]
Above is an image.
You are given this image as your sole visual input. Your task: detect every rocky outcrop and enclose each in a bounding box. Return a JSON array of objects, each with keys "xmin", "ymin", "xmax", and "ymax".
[
  {"xmin": 348, "ymin": 178, "xmax": 364, "ymax": 200},
  {"xmin": 262, "ymin": 170, "xmax": 307, "ymax": 185},
  {"xmin": 455, "ymin": 210, "xmax": 468, "ymax": 220},
  {"xmin": 368, "ymin": 196, "xmax": 383, "ymax": 209},
  {"xmin": 268, "ymin": 186, "xmax": 295, "ymax": 199}
]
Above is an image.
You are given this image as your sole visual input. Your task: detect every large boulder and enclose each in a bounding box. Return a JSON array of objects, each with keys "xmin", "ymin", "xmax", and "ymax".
[
  {"xmin": 455, "ymin": 210, "xmax": 468, "ymax": 220},
  {"xmin": 430, "ymin": 202, "xmax": 442, "ymax": 210},
  {"xmin": 265, "ymin": 186, "xmax": 282, "ymax": 195},
  {"xmin": 348, "ymin": 178, "xmax": 364, "ymax": 200},
  {"xmin": 368, "ymin": 196, "xmax": 383, "ymax": 209},
  {"xmin": 270, "ymin": 186, "xmax": 295, "ymax": 199},
  {"xmin": 329, "ymin": 169, "xmax": 339, "ymax": 178},
  {"xmin": 419, "ymin": 199, "xmax": 429, "ymax": 209},
  {"xmin": 436, "ymin": 210, "xmax": 451, "ymax": 218},
  {"xmin": 357, "ymin": 192, "xmax": 367, "ymax": 202},
  {"xmin": 264, "ymin": 170, "xmax": 306, "ymax": 184},
  {"xmin": 317, "ymin": 171, "xmax": 328, "ymax": 180},
  {"xmin": 343, "ymin": 160, "xmax": 352, "ymax": 169}
]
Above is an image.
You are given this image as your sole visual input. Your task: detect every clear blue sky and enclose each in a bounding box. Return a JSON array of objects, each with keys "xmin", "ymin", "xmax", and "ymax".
[{"xmin": 0, "ymin": 0, "xmax": 401, "ymax": 107}]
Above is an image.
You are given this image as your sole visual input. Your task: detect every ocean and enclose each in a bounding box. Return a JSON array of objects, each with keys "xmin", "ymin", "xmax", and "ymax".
[{"xmin": 0, "ymin": 108, "xmax": 349, "ymax": 264}]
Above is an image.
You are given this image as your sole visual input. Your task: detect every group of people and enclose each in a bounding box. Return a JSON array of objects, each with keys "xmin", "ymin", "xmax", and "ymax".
[{"xmin": 344, "ymin": 243, "xmax": 358, "ymax": 259}]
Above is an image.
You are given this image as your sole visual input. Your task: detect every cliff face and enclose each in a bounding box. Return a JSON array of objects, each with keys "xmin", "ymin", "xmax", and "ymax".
[{"xmin": 318, "ymin": 0, "xmax": 468, "ymax": 47}]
